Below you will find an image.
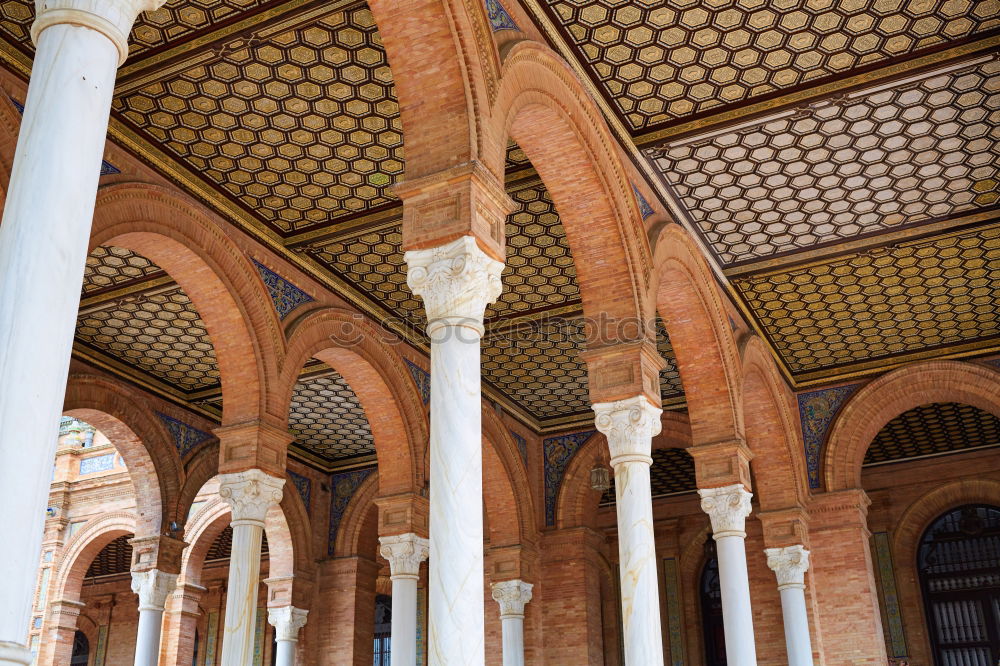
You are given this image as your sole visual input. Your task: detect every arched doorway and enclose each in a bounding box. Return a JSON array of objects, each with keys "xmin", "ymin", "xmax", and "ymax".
[
  {"xmin": 919, "ymin": 504, "xmax": 1000, "ymax": 665},
  {"xmin": 700, "ymin": 543, "xmax": 726, "ymax": 666},
  {"xmin": 70, "ymin": 630, "xmax": 89, "ymax": 665}
]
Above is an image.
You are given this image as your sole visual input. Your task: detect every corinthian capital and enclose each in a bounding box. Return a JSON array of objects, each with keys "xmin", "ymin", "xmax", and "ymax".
[
  {"xmin": 379, "ymin": 533, "xmax": 429, "ymax": 579},
  {"xmin": 765, "ymin": 545, "xmax": 810, "ymax": 590},
  {"xmin": 218, "ymin": 469, "xmax": 284, "ymax": 526},
  {"xmin": 491, "ymin": 579, "xmax": 533, "ymax": 618},
  {"xmin": 592, "ymin": 396, "xmax": 662, "ymax": 466},
  {"xmin": 699, "ymin": 484, "xmax": 753, "ymax": 539},
  {"xmin": 130, "ymin": 569, "xmax": 178, "ymax": 611},
  {"xmin": 33, "ymin": 0, "xmax": 168, "ymax": 65},
  {"xmin": 404, "ymin": 236, "xmax": 503, "ymax": 337},
  {"xmin": 268, "ymin": 606, "xmax": 309, "ymax": 642}
]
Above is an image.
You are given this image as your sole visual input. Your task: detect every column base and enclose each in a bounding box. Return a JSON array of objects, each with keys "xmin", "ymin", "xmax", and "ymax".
[{"xmin": 0, "ymin": 642, "xmax": 31, "ymax": 666}]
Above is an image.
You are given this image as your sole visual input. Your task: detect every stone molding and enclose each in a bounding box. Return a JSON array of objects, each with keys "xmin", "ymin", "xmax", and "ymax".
[
  {"xmin": 592, "ymin": 396, "xmax": 662, "ymax": 467},
  {"xmin": 764, "ymin": 545, "xmax": 810, "ymax": 591},
  {"xmin": 218, "ymin": 469, "xmax": 284, "ymax": 527},
  {"xmin": 491, "ymin": 579, "xmax": 533, "ymax": 619},
  {"xmin": 404, "ymin": 235, "xmax": 503, "ymax": 337},
  {"xmin": 0, "ymin": 641, "xmax": 32, "ymax": 665},
  {"xmin": 267, "ymin": 606, "xmax": 309, "ymax": 642},
  {"xmin": 378, "ymin": 532, "xmax": 430, "ymax": 579},
  {"xmin": 699, "ymin": 484, "xmax": 753, "ymax": 539},
  {"xmin": 130, "ymin": 569, "xmax": 178, "ymax": 611},
  {"xmin": 31, "ymin": 0, "xmax": 167, "ymax": 65}
]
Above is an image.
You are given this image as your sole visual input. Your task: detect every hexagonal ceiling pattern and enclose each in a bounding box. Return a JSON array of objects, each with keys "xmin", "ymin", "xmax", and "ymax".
[
  {"xmin": 733, "ymin": 222, "xmax": 999, "ymax": 377},
  {"xmin": 113, "ymin": 3, "xmax": 401, "ymax": 234},
  {"xmin": 652, "ymin": 59, "xmax": 1000, "ymax": 265},
  {"xmin": 82, "ymin": 246, "xmax": 168, "ymax": 295},
  {"xmin": 864, "ymin": 401, "xmax": 1000, "ymax": 466},
  {"xmin": 287, "ymin": 364, "xmax": 374, "ymax": 464},
  {"xmin": 540, "ymin": 0, "xmax": 998, "ymax": 131},
  {"xmin": 601, "ymin": 447, "xmax": 696, "ymax": 505},
  {"xmin": 85, "ymin": 535, "xmax": 133, "ymax": 579}
]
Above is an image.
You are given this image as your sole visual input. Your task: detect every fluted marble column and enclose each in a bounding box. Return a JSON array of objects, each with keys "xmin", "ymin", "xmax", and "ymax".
[
  {"xmin": 379, "ymin": 533, "xmax": 430, "ymax": 666},
  {"xmin": 699, "ymin": 484, "xmax": 757, "ymax": 666},
  {"xmin": 130, "ymin": 569, "xmax": 178, "ymax": 666},
  {"xmin": 217, "ymin": 470, "xmax": 284, "ymax": 666},
  {"xmin": 0, "ymin": 1, "xmax": 164, "ymax": 663},
  {"xmin": 593, "ymin": 396, "xmax": 664, "ymax": 665},
  {"xmin": 405, "ymin": 235, "xmax": 503, "ymax": 665},
  {"xmin": 765, "ymin": 545, "xmax": 813, "ymax": 666},
  {"xmin": 490, "ymin": 580, "xmax": 532, "ymax": 666},
  {"xmin": 267, "ymin": 606, "xmax": 308, "ymax": 666}
]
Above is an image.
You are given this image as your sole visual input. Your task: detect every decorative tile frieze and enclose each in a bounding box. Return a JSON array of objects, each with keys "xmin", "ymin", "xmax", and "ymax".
[
  {"xmin": 404, "ymin": 358, "xmax": 431, "ymax": 405},
  {"xmin": 252, "ymin": 259, "xmax": 314, "ymax": 320},
  {"xmin": 485, "ymin": 0, "xmax": 519, "ymax": 32},
  {"xmin": 156, "ymin": 412, "xmax": 213, "ymax": 458},
  {"xmin": 288, "ymin": 470, "xmax": 312, "ymax": 513},
  {"xmin": 328, "ymin": 467, "xmax": 374, "ymax": 555},
  {"xmin": 543, "ymin": 430, "xmax": 596, "ymax": 526},
  {"xmin": 797, "ymin": 384, "xmax": 858, "ymax": 489}
]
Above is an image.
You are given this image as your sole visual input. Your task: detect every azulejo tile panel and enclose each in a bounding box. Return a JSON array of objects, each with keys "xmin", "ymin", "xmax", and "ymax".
[
  {"xmin": 866, "ymin": 401, "xmax": 1000, "ymax": 466},
  {"xmin": 541, "ymin": 0, "xmax": 998, "ymax": 131},
  {"xmin": 797, "ymin": 383, "xmax": 858, "ymax": 489},
  {"xmin": 156, "ymin": 412, "xmax": 214, "ymax": 458},
  {"xmin": 485, "ymin": 0, "xmax": 519, "ymax": 32},
  {"xmin": 543, "ymin": 430, "xmax": 596, "ymax": 526},
  {"xmin": 288, "ymin": 470, "xmax": 312, "ymax": 512},
  {"xmin": 327, "ymin": 467, "xmax": 373, "ymax": 555},
  {"xmin": 872, "ymin": 532, "xmax": 908, "ymax": 659},
  {"xmin": 288, "ymin": 368, "xmax": 373, "ymax": 464},
  {"xmin": 653, "ymin": 59, "xmax": 1000, "ymax": 264},
  {"xmin": 79, "ymin": 454, "xmax": 116, "ymax": 475},
  {"xmin": 735, "ymin": 223, "xmax": 1000, "ymax": 377},
  {"xmin": 403, "ymin": 358, "xmax": 431, "ymax": 405},
  {"xmin": 252, "ymin": 259, "xmax": 314, "ymax": 320}
]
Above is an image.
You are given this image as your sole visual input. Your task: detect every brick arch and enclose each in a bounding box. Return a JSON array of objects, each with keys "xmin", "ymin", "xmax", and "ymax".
[
  {"xmin": 824, "ymin": 361, "xmax": 1000, "ymax": 491},
  {"xmin": 0, "ymin": 93, "xmax": 18, "ymax": 208},
  {"xmin": 556, "ymin": 412, "xmax": 693, "ymax": 530},
  {"xmin": 176, "ymin": 442, "xmax": 220, "ymax": 533},
  {"xmin": 482, "ymin": 405, "xmax": 536, "ymax": 547},
  {"xmin": 493, "ymin": 40, "xmax": 653, "ymax": 328},
  {"xmin": 279, "ymin": 308, "xmax": 427, "ymax": 496},
  {"xmin": 180, "ymin": 498, "xmax": 231, "ymax": 588},
  {"xmin": 739, "ymin": 336, "xmax": 808, "ymax": 510},
  {"xmin": 53, "ymin": 512, "xmax": 137, "ymax": 604},
  {"xmin": 679, "ymin": 522, "xmax": 714, "ymax": 666},
  {"xmin": 334, "ymin": 472, "xmax": 380, "ymax": 558},
  {"xmin": 367, "ymin": 0, "xmax": 501, "ymax": 181},
  {"xmin": 891, "ymin": 479, "xmax": 1000, "ymax": 664},
  {"xmin": 91, "ymin": 182, "xmax": 282, "ymax": 426},
  {"xmin": 653, "ymin": 224, "xmax": 743, "ymax": 446}
]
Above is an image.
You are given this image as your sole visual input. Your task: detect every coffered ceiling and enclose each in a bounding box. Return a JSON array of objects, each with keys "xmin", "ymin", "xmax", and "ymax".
[
  {"xmin": 0, "ymin": 0, "xmax": 994, "ymax": 463},
  {"xmin": 864, "ymin": 401, "xmax": 1000, "ymax": 466}
]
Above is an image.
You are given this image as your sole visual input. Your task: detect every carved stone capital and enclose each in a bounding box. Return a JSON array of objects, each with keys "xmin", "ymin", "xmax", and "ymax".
[
  {"xmin": 32, "ymin": 0, "xmax": 168, "ymax": 65},
  {"xmin": 765, "ymin": 545, "xmax": 810, "ymax": 590},
  {"xmin": 491, "ymin": 579, "xmax": 533, "ymax": 619},
  {"xmin": 404, "ymin": 236, "xmax": 503, "ymax": 337},
  {"xmin": 218, "ymin": 469, "xmax": 284, "ymax": 527},
  {"xmin": 379, "ymin": 533, "xmax": 429, "ymax": 579},
  {"xmin": 130, "ymin": 569, "xmax": 178, "ymax": 612},
  {"xmin": 699, "ymin": 484, "xmax": 753, "ymax": 539},
  {"xmin": 592, "ymin": 396, "xmax": 662, "ymax": 467},
  {"xmin": 267, "ymin": 606, "xmax": 308, "ymax": 643}
]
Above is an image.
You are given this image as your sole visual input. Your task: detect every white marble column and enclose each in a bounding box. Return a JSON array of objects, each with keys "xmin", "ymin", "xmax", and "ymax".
[
  {"xmin": 765, "ymin": 545, "xmax": 813, "ymax": 666},
  {"xmin": 490, "ymin": 580, "xmax": 532, "ymax": 666},
  {"xmin": 0, "ymin": 1, "xmax": 164, "ymax": 663},
  {"xmin": 130, "ymin": 569, "xmax": 178, "ymax": 666},
  {"xmin": 405, "ymin": 236, "xmax": 503, "ymax": 665},
  {"xmin": 379, "ymin": 533, "xmax": 430, "ymax": 666},
  {"xmin": 267, "ymin": 606, "xmax": 308, "ymax": 666},
  {"xmin": 593, "ymin": 396, "xmax": 664, "ymax": 666},
  {"xmin": 699, "ymin": 484, "xmax": 757, "ymax": 666},
  {"xmin": 217, "ymin": 470, "xmax": 284, "ymax": 666}
]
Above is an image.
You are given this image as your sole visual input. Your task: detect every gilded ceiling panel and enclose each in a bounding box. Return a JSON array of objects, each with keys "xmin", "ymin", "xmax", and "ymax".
[
  {"xmin": 864, "ymin": 401, "xmax": 1000, "ymax": 465},
  {"xmin": 287, "ymin": 366, "xmax": 374, "ymax": 463},
  {"xmin": 601, "ymin": 447, "xmax": 696, "ymax": 505},
  {"xmin": 82, "ymin": 246, "xmax": 167, "ymax": 294},
  {"xmin": 541, "ymin": 0, "xmax": 999, "ymax": 131},
  {"xmin": 733, "ymin": 223, "xmax": 1000, "ymax": 376},
  {"xmin": 112, "ymin": 4, "xmax": 402, "ymax": 234},
  {"xmin": 652, "ymin": 59, "xmax": 1000, "ymax": 265}
]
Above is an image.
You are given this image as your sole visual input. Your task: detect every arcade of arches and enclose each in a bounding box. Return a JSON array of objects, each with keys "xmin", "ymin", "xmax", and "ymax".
[{"xmin": 0, "ymin": 1, "xmax": 997, "ymax": 665}]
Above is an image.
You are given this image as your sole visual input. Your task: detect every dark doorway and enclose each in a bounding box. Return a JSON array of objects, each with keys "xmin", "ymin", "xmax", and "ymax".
[
  {"xmin": 70, "ymin": 630, "xmax": 89, "ymax": 665},
  {"xmin": 373, "ymin": 594, "xmax": 392, "ymax": 666},
  {"xmin": 701, "ymin": 544, "xmax": 726, "ymax": 666}
]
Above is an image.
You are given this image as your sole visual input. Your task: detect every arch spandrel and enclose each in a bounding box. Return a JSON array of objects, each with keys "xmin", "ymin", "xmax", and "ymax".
[{"xmin": 52, "ymin": 512, "xmax": 137, "ymax": 605}]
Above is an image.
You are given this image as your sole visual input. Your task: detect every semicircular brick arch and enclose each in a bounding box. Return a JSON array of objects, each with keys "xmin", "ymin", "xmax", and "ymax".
[
  {"xmin": 652, "ymin": 224, "xmax": 743, "ymax": 447},
  {"xmin": 738, "ymin": 335, "xmax": 809, "ymax": 511},
  {"xmin": 824, "ymin": 360, "xmax": 1000, "ymax": 491},
  {"xmin": 64, "ymin": 373, "xmax": 178, "ymax": 537},
  {"xmin": 482, "ymin": 403, "xmax": 537, "ymax": 547},
  {"xmin": 279, "ymin": 307, "xmax": 428, "ymax": 496},
  {"xmin": 52, "ymin": 512, "xmax": 137, "ymax": 605},
  {"xmin": 91, "ymin": 182, "xmax": 282, "ymax": 427},
  {"xmin": 493, "ymin": 40, "xmax": 654, "ymax": 330}
]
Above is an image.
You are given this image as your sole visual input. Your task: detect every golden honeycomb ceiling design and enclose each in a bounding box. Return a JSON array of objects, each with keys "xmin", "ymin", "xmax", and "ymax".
[
  {"xmin": 733, "ymin": 223, "xmax": 999, "ymax": 379},
  {"xmin": 864, "ymin": 401, "xmax": 1000, "ymax": 466},
  {"xmin": 652, "ymin": 59, "xmax": 1000, "ymax": 266},
  {"xmin": 539, "ymin": 0, "xmax": 999, "ymax": 132},
  {"xmin": 76, "ymin": 246, "xmax": 221, "ymax": 394},
  {"xmin": 85, "ymin": 535, "xmax": 133, "ymax": 579},
  {"xmin": 287, "ymin": 363, "xmax": 374, "ymax": 464},
  {"xmin": 112, "ymin": 3, "xmax": 401, "ymax": 235},
  {"xmin": 601, "ymin": 447, "xmax": 696, "ymax": 505}
]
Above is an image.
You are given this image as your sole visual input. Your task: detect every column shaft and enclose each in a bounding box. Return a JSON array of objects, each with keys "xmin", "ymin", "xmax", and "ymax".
[
  {"xmin": 0, "ymin": 25, "xmax": 118, "ymax": 663},
  {"xmin": 499, "ymin": 616, "xmax": 524, "ymax": 666},
  {"xmin": 779, "ymin": 587, "xmax": 812, "ymax": 666},
  {"xmin": 390, "ymin": 576, "xmax": 419, "ymax": 666},
  {"xmin": 274, "ymin": 640, "xmax": 296, "ymax": 666},
  {"xmin": 716, "ymin": 535, "xmax": 756, "ymax": 665},
  {"xmin": 134, "ymin": 609, "xmax": 165, "ymax": 666}
]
